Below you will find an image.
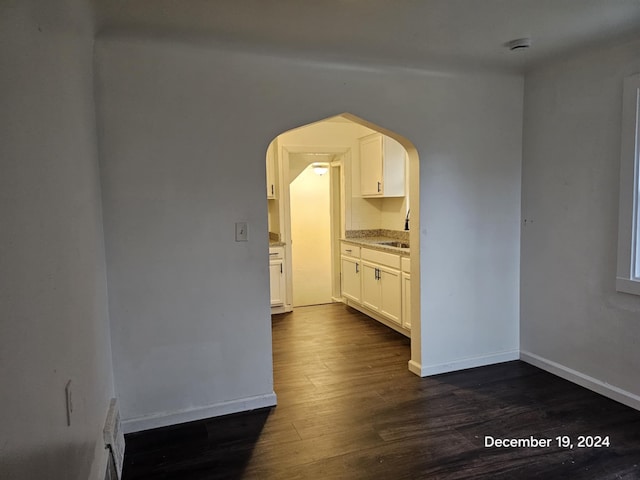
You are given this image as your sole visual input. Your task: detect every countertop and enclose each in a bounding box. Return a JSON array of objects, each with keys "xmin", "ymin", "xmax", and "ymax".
[{"xmin": 341, "ymin": 236, "xmax": 410, "ymax": 255}]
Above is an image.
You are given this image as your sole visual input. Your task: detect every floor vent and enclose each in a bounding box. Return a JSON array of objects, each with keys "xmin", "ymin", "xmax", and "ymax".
[{"xmin": 104, "ymin": 398, "xmax": 125, "ymax": 479}]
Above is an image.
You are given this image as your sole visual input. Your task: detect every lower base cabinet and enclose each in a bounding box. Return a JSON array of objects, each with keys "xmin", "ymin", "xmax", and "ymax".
[
  {"xmin": 341, "ymin": 242, "xmax": 409, "ymax": 336},
  {"xmin": 269, "ymin": 247, "xmax": 285, "ymax": 307},
  {"xmin": 362, "ymin": 262, "xmax": 401, "ymax": 325},
  {"xmin": 341, "ymin": 256, "xmax": 361, "ymax": 303}
]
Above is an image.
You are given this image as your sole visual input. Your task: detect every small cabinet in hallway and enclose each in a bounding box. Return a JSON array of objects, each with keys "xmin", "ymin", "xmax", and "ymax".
[
  {"xmin": 341, "ymin": 244, "xmax": 361, "ymax": 303},
  {"xmin": 269, "ymin": 247, "xmax": 286, "ymax": 307}
]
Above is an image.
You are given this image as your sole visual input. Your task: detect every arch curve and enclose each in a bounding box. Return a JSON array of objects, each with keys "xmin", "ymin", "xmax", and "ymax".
[{"xmin": 265, "ymin": 112, "xmax": 424, "ymax": 375}]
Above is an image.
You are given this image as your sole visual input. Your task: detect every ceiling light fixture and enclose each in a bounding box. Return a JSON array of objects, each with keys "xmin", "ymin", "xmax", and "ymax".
[{"xmin": 312, "ymin": 162, "xmax": 329, "ymax": 176}]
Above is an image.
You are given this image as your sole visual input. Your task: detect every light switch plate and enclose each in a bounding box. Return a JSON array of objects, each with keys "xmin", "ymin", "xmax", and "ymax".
[{"xmin": 235, "ymin": 222, "xmax": 248, "ymax": 242}]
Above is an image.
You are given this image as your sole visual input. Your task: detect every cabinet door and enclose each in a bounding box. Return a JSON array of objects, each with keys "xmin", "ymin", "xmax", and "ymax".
[
  {"xmin": 270, "ymin": 260, "xmax": 285, "ymax": 306},
  {"xmin": 360, "ymin": 134, "xmax": 383, "ymax": 196},
  {"xmin": 361, "ymin": 263, "xmax": 381, "ymax": 311},
  {"xmin": 341, "ymin": 256, "xmax": 361, "ymax": 303},
  {"xmin": 379, "ymin": 267, "xmax": 402, "ymax": 325},
  {"xmin": 401, "ymin": 272, "xmax": 411, "ymax": 330},
  {"xmin": 382, "ymin": 136, "xmax": 406, "ymax": 197}
]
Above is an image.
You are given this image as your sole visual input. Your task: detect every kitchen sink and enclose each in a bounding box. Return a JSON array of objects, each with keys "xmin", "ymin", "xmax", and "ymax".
[{"xmin": 376, "ymin": 241, "xmax": 410, "ymax": 249}]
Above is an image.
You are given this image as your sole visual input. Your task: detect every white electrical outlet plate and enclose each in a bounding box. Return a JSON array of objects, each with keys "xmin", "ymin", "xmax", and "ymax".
[
  {"xmin": 235, "ymin": 222, "xmax": 248, "ymax": 242},
  {"xmin": 104, "ymin": 398, "xmax": 125, "ymax": 479}
]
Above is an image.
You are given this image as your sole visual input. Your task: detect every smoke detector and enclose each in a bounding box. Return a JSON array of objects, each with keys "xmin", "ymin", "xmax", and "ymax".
[{"xmin": 506, "ymin": 37, "xmax": 531, "ymax": 51}]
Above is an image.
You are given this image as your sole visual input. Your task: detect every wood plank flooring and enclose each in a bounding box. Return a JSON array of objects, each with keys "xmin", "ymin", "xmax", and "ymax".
[{"xmin": 122, "ymin": 303, "xmax": 640, "ymax": 479}]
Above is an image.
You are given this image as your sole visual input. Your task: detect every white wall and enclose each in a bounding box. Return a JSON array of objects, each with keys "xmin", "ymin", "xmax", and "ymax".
[
  {"xmin": 380, "ymin": 197, "xmax": 408, "ymax": 231},
  {"xmin": 0, "ymin": 1, "xmax": 115, "ymax": 479},
  {"xmin": 521, "ymin": 38, "xmax": 640, "ymax": 407},
  {"xmin": 95, "ymin": 34, "xmax": 522, "ymax": 429}
]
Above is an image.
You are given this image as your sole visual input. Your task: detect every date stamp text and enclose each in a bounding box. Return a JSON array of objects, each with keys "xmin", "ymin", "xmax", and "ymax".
[{"xmin": 484, "ymin": 435, "xmax": 610, "ymax": 449}]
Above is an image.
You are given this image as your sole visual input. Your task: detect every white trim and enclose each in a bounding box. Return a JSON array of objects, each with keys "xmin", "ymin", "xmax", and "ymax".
[
  {"xmin": 616, "ymin": 276, "xmax": 640, "ymax": 296},
  {"xmin": 616, "ymin": 73, "xmax": 640, "ymax": 294},
  {"xmin": 122, "ymin": 392, "xmax": 277, "ymax": 434},
  {"xmin": 520, "ymin": 351, "xmax": 640, "ymax": 412},
  {"xmin": 411, "ymin": 350, "xmax": 520, "ymax": 377}
]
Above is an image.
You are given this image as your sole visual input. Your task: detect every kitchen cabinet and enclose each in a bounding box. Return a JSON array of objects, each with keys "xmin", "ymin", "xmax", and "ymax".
[
  {"xmin": 266, "ymin": 142, "xmax": 277, "ymax": 199},
  {"xmin": 340, "ymin": 242, "xmax": 408, "ymax": 336},
  {"xmin": 341, "ymin": 244, "xmax": 361, "ymax": 303},
  {"xmin": 359, "ymin": 133, "xmax": 406, "ymax": 197},
  {"xmin": 361, "ymin": 261, "xmax": 402, "ymax": 325},
  {"xmin": 269, "ymin": 247, "xmax": 285, "ymax": 306},
  {"xmin": 360, "ymin": 247, "xmax": 402, "ymax": 325},
  {"xmin": 361, "ymin": 263, "xmax": 381, "ymax": 311}
]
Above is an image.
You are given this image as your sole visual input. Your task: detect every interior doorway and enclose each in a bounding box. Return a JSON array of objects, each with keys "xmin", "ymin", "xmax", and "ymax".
[
  {"xmin": 281, "ymin": 147, "xmax": 346, "ymax": 309},
  {"xmin": 289, "ymin": 157, "xmax": 333, "ymax": 306},
  {"xmin": 266, "ymin": 112, "xmax": 422, "ymax": 377}
]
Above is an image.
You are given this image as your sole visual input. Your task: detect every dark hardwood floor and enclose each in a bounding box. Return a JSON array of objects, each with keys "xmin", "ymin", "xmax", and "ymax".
[{"xmin": 122, "ymin": 303, "xmax": 640, "ymax": 479}]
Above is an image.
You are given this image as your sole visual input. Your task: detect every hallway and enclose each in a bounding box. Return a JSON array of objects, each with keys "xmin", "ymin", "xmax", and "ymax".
[{"xmin": 122, "ymin": 305, "xmax": 640, "ymax": 479}]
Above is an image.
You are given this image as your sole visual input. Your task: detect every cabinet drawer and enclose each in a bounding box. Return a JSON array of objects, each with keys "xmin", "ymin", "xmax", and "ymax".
[
  {"xmin": 362, "ymin": 247, "xmax": 401, "ymax": 269},
  {"xmin": 341, "ymin": 243, "xmax": 361, "ymax": 257},
  {"xmin": 401, "ymin": 256, "xmax": 410, "ymax": 273},
  {"xmin": 269, "ymin": 247, "xmax": 284, "ymax": 260}
]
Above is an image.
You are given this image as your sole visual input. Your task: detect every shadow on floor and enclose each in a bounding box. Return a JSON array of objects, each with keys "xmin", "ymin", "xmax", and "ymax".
[{"xmin": 122, "ymin": 407, "xmax": 272, "ymax": 480}]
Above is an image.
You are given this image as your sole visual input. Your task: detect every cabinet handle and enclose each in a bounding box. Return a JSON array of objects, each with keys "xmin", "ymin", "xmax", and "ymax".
[
  {"xmin": 269, "ymin": 252, "xmax": 278, "ymax": 256},
  {"xmin": 355, "ymin": 263, "xmax": 359, "ymax": 273},
  {"xmin": 345, "ymin": 248, "xmax": 352, "ymax": 253},
  {"xmin": 280, "ymin": 264, "xmax": 283, "ymax": 274},
  {"xmin": 377, "ymin": 181, "xmax": 381, "ymax": 193},
  {"xmin": 271, "ymin": 185, "xmax": 275, "ymax": 195}
]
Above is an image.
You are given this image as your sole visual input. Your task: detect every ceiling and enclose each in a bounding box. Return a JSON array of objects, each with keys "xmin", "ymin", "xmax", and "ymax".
[{"xmin": 100, "ymin": 0, "xmax": 640, "ymax": 72}]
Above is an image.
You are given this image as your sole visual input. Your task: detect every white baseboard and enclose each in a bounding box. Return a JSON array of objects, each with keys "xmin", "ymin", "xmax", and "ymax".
[
  {"xmin": 520, "ymin": 351, "xmax": 640, "ymax": 412},
  {"xmin": 412, "ymin": 350, "xmax": 520, "ymax": 377},
  {"xmin": 122, "ymin": 392, "xmax": 277, "ymax": 434},
  {"xmin": 271, "ymin": 304, "xmax": 293, "ymax": 314},
  {"xmin": 408, "ymin": 360, "xmax": 423, "ymax": 376}
]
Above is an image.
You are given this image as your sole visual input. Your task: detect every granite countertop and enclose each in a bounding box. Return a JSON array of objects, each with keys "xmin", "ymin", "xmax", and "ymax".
[
  {"xmin": 269, "ymin": 232, "xmax": 285, "ymax": 247},
  {"xmin": 342, "ymin": 230, "xmax": 410, "ymax": 255},
  {"xmin": 268, "ymin": 230, "xmax": 409, "ymax": 253}
]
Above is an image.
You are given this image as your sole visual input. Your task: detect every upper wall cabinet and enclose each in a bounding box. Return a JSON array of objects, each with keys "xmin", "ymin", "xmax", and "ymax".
[
  {"xmin": 266, "ymin": 142, "xmax": 277, "ymax": 199},
  {"xmin": 359, "ymin": 133, "xmax": 406, "ymax": 197}
]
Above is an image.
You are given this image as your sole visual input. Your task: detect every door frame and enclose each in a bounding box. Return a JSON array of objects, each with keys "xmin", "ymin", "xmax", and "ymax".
[
  {"xmin": 280, "ymin": 146, "xmax": 349, "ymax": 308},
  {"xmin": 330, "ymin": 158, "xmax": 344, "ymax": 302}
]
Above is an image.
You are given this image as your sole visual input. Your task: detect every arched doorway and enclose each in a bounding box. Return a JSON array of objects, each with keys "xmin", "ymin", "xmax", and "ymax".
[{"xmin": 266, "ymin": 112, "xmax": 422, "ymax": 376}]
